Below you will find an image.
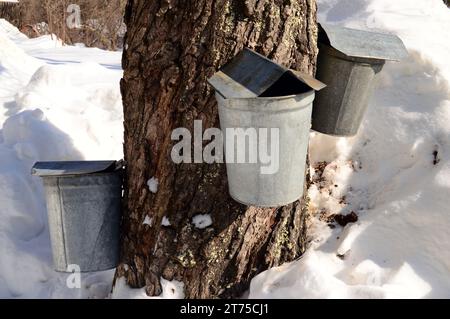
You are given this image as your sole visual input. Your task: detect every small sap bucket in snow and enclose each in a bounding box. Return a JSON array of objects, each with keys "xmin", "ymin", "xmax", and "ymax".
[
  {"xmin": 32, "ymin": 161, "xmax": 123, "ymax": 272},
  {"xmin": 208, "ymin": 48, "xmax": 325, "ymax": 207},
  {"xmin": 312, "ymin": 23, "xmax": 408, "ymax": 136}
]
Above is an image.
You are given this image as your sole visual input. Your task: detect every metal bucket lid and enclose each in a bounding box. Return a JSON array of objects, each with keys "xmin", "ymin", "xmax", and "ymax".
[
  {"xmin": 319, "ymin": 23, "xmax": 408, "ymax": 61},
  {"xmin": 31, "ymin": 160, "xmax": 122, "ymax": 177},
  {"xmin": 208, "ymin": 48, "xmax": 325, "ymax": 99}
]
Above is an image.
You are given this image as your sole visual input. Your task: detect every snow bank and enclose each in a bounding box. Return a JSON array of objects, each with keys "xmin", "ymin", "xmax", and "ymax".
[
  {"xmin": 14, "ymin": 62, "xmax": 123, "ymax": 159},
  {"xmin": 0, "ymin": 26, "xmax": 43, "ymax": 125},
  {"xmin": 0, "ymin": 19, "xmax": 123, "ymax": 298},
  {"xmin": 249, "ymin": 0, "xmax": 450, "ymax": 299}
]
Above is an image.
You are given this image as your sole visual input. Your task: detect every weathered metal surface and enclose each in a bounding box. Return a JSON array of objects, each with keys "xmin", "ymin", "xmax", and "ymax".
[
  {"xmin": 33, "ymin": 161, "xmax": 122, "ymax": 272},
  {"xmin": 319, "ymin": 23, "xmax": 408, "ymax": 61},
  {"xmin": 208, "ymin": 48, "xmax": 325, "ymax": 99},
  {"xmin": 216, "ymin": 92, "xmax": 315, "ymax": 207},
  {"xmin": 291, "ymin": 70, "xmax": 327, "ymax": 91},
  {"xmin": 312, "ymin": 44, "xmax": 385, "ymax": 136},
  {"xmin": 32, "ymin": 161, "xmax": 118, "ymax": 177}
]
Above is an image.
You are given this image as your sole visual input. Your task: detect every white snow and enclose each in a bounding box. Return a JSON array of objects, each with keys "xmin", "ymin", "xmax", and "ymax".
[
  {"xmin": 1, "ymin": 0, "xmax": 450, "ymax": 299},
  {"xmin": 161, "ymin": 216, "xmax": 171, "ymax": 227},
  {"xmin": 0, "ymin": 19, "xmax": 123, "ymax": 298},
  {"xmin": 143, "ymin": 215, "xmax": 153, "ymax": 226},
  {"xmin": 159, "ymin": 278, "xmax": 185, "ymax": 299},
  {"xmin": 249, "ymin": 0, "xmax": 450, "ymax": 299},
  {"xmin": 111, "ymin": 278, "xmax": 150, "ymax": 299},
  {"xmin": 112, "ymin": 277, "xmax": 185, "ymax": 299},
  {"xmin": 192, "ymin": 214, "xmax": 213, "ymax": 229},
  {"xmin": 147, "ymin": 177, "xmax": 159, "ymax": 193}
]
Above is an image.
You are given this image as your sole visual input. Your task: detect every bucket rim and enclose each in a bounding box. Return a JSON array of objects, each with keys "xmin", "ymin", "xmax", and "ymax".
[
  {"xmin": 216, "ymin": 90, "xmax": 315, "ymax": 112},
  {"xmin": 229, "ymin": 192, "xmax": 303, "ymax": 208},
  {"xmin": 215, "ymin": 89, "xmax": 315, "ymax": 101},
  {"xmin": 311, "ymin": 127, "xmax": 359, "ymax": 137}
]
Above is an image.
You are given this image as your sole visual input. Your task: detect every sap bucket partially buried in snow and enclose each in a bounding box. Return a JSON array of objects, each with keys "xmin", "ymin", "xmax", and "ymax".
[
  {"xmin": 208, "ymin": 48, "xmax": 325, "ymax": 207},
  {"xmin": 312, "ymin": 23, "xmax": 408, "ymax": 136},
  {"xmin": 32, "ymin": 161, "xmax": 123, "ymax": 272}
]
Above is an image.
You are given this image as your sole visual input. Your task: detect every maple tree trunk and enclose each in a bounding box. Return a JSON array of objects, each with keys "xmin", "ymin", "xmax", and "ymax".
[{"xmin": 115, "ymin": 0, "xmax": 318, "ymax": 299}]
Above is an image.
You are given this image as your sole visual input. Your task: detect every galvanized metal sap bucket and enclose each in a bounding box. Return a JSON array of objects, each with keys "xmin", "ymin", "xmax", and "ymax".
[
  {"xmin": 312, "ymin": 23, "xmax": 408, "ymax": 136},
  {"xmin": 208, "ymin": 48, "xmax": 325, "ymax": 207},
  {"xmin": 32, "ymin": 161, "xmax": 123, "ymax": 272}
]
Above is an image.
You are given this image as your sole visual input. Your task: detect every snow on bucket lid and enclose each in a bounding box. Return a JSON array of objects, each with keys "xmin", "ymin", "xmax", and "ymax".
[
  {"xmin": 31, "ymin": 161, "xmax": 121, "ymax": 177},
  {"xmin": 208, "ymin": 48, "xmax": 325, "ymax": 99},
  {"xmin": 319, "ymin": 23, "xmax": 408, "ymax": 61}
]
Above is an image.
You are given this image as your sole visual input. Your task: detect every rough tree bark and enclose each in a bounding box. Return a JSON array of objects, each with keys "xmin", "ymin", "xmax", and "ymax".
[
  {"xmin": 115, "ymin": 0, "xmax": 318, "ymax": 299},
  {"xmin": 0, "ymin": 2, "xmax": 20, "ymax": 27}
]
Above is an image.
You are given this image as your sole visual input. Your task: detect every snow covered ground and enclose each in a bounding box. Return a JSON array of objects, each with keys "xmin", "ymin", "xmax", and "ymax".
[
  {"xmin": 0, "ymin": 20, "xmax": 122, "ymax": 298},
  {"xmin": 249, "ymin": 0, "xmax": 450, "ymax": 299},
  {"xmin": 1, "ymin": 0, "xmax": 449, "ymax": 299}
]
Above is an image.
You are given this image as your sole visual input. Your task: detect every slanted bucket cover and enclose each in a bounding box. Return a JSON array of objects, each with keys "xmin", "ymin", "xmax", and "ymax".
[
  {"xmin": 207, "ymin": 48, "xmax": 325, "ymax": 99},
  {"xmin": 31, "ymin": 161, "xmax": 121, "ymax": 177},
  {"xmin": 318, "ymin": 23, "xmax": 408, "ymax": 61}
]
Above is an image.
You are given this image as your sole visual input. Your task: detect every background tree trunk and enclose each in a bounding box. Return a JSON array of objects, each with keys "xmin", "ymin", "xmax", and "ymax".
[
  {"xmin": 0, "ymin": 2, "xmax": 20, "ymax": 27},
  {"xmin": 115, "ymin": 0, "xmax": 318, "ymax": 299}
]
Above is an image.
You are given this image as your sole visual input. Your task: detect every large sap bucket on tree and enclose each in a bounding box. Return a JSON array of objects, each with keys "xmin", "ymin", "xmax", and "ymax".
[
  {"xmin": 208, "ymin": 48, "xmax": 325, "ymax": 207},
  {"xmin": 312, "ymin": 23, "xmax": 408, "ymax": 136},
  {"xmin": 32, "ymin": 161, "xmax": 123, "ymax": 272}
]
